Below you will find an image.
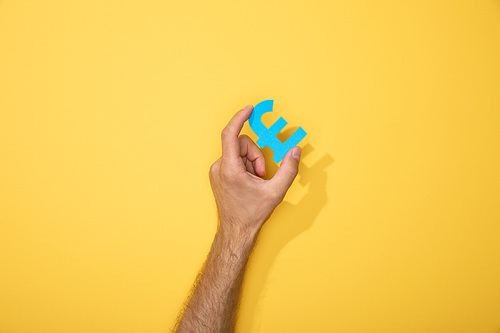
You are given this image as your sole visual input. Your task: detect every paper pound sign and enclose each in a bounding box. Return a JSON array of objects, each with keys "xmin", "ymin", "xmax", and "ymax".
[{"xmin": 248, "ymin": 100, "xmax": 307, "ymax": 164}]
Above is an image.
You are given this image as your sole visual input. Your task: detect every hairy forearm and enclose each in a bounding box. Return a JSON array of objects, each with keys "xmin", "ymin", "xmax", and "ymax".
[{"xmin": 175, "ymin": 222, "xmax": 259, "ymax": 333}]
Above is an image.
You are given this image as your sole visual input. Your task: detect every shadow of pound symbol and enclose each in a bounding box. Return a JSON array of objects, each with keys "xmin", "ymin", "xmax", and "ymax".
[{"xmin": 248, "ymin": 100, "xmax": 307, "ymax": 163}]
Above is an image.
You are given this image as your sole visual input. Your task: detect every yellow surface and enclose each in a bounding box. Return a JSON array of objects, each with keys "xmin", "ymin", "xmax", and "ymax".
[{"xmin": 1, "ymin": 1, "xmax": 499, "ymax": 332}]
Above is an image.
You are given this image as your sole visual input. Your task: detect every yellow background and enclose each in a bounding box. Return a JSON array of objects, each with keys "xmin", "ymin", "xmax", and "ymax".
[{"xmin": 1, "ymin": 1, "xmax": 499, "ymax": 332}]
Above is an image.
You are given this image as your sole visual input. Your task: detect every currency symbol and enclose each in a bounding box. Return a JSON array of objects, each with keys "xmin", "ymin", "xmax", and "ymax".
[{"xmin": 248, "ymin": 100, "xmax": 307, "ymax": 163}]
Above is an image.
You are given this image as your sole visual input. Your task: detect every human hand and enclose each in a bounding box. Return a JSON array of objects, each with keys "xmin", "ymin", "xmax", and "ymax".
[{"xmin": 209, "ymin": 105, "xmax": 302, "ymax": 239}]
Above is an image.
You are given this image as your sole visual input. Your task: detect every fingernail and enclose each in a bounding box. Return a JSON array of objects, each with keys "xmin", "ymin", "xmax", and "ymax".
[
  {"xmin": 245, "ymin": 105, "xmax": 253, "ymax": 109},
  {"xmin": 292, "ymin": 147, "xmax": 301, "ymax": 161}
]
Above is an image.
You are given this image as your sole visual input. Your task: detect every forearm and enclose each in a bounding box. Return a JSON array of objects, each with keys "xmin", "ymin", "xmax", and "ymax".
[{"xmin": 175, "ymin": 222, "xmax": 258, "ymax": 333}]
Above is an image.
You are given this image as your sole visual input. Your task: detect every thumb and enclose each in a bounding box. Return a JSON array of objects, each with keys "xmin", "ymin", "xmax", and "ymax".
[{"xmin": 270, "ymin": 147, "xmax": 301, "ymax": 196}]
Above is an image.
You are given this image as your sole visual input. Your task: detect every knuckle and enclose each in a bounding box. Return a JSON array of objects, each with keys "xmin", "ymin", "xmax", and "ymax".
[
  {"xmin": 209, "ymin": 164, "xmax": 216, "ymax": 177},
  {"xmin": 209, "ymin": 159, "xmax": 221, "ymax": 178}
]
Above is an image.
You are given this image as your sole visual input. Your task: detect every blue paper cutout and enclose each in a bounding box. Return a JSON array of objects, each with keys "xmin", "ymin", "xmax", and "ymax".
[{"xmin": 248, "ymin": 100, "xmax": 307, "ymax": 163}]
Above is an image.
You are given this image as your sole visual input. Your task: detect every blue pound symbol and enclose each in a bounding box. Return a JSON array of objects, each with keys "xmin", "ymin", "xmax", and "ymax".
[{"xmin": 248, "ymin": 100, "xmax": 307, "ymax": 164}]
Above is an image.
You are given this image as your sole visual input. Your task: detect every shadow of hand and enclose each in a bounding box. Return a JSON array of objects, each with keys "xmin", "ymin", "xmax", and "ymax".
[{"xmin": 239, "ymin": 140, "xmax": 334, "ymax": 332}]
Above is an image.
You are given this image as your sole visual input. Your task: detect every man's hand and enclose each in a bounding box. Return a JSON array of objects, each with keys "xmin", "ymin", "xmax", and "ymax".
[
  {"xmin": 174, "ymin": 105, "xmax": 302, "ymax": 333},
  {"xmin": 209, "ymin": 105, "xmax": 302, "ymax": 237}
]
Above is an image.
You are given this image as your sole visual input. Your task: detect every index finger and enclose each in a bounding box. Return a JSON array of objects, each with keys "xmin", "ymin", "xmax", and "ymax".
[{"xmin": 221, "ymin": 105, "xmax": 254, "ymax": 162}]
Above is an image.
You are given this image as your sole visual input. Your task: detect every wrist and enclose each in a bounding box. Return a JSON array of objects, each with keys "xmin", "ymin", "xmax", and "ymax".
[{"xmin": 217, "ymin": 219, "xmax": 260, "ymax": 251}]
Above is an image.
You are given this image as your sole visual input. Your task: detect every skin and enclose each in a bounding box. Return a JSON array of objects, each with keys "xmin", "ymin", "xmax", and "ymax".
[{"xmin": 174, "ymin": 105, "xmax": 302, "ymax": 333}]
